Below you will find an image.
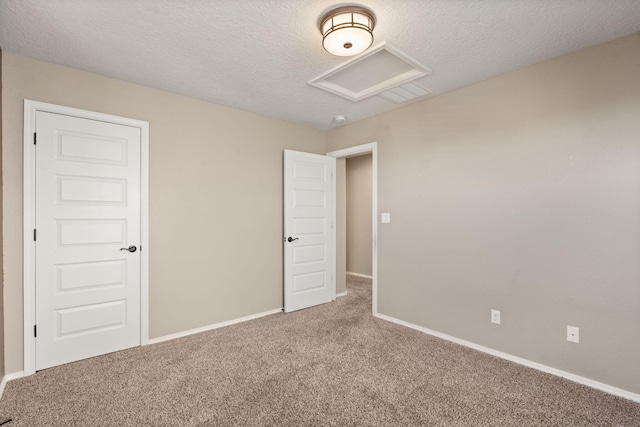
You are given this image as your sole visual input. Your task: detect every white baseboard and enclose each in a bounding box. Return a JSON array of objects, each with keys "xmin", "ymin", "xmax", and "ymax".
[
  {"xmin": 148, "ymin": 308, "xmax": 283, "ymax": 345},
  {"xmin": 0, "ymin": 371, "xmax": 25, "ymax": 399},
  {"xmin": 347, "ymin": 272, "xmax": 373, "ymax": 279},
  {"xmin": 336, "ymin": 290, "xmax": 348, "ymax": 298},
  {"xmin": 375, "ymin": 313, "xmax": 640, "ymax": 403}
]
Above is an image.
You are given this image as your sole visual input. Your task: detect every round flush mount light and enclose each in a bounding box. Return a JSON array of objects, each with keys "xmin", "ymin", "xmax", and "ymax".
[{"xmin": 320, "ymin": 6, "xmax": 376, "ymax": 57}]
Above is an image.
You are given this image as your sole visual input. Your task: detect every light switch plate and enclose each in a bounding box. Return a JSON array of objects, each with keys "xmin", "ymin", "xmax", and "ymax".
[{"xmin": 381, "ymin": 213, "xmax": 391, "ymax": 223}]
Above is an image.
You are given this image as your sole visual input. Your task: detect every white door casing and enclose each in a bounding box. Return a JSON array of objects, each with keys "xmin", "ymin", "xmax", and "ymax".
[
  {"xmin": 24, "ymin": 101, "xmax": 150, "ymax": 375},
  {"xmin": 283, "ymin": 150, "xmax": 336, "ymax": 312}
]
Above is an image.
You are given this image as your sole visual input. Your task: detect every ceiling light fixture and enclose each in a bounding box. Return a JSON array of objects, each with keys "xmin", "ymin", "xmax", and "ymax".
[{"xmin": 319, "ymin": 6, "xmax": 376, "ymax": 57}]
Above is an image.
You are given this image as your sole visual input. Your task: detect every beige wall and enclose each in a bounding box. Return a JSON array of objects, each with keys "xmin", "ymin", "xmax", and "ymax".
[
  {"xmin": 1, "ymin": 52, "xmax": 325, "ymax": 374},
  {"xmin": 327, "ymin": 35, "xmax": 640, "ymax": 394},
  {"xmin": 346, "ymin": 155, "xmax": 372, "ymax": 276},
  {"xmin": 335, "ymin": 158, "xmax": 346, "ymax": 294},
  {"xmin": 0, "ymin": 48, "xmax": 4, "ymax": 379}
]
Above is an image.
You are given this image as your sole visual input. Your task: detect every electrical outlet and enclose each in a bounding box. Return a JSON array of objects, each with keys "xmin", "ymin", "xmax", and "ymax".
[
  {"xmin": 567, "ymin": 325, "xmax": 579, "ymax": 343},
  {"xmin": 491, "ymin": 309, "xmax": 501, "ymax": 325}
]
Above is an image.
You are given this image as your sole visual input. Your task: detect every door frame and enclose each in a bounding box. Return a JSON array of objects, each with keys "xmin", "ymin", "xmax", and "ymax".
[
  {"xmin": 326, "ymin": 142, "xmax": 378, "ymax": 315},
  {"xmin": 23, "ymin": 100, "xmax": 150, "ymax": 376}
]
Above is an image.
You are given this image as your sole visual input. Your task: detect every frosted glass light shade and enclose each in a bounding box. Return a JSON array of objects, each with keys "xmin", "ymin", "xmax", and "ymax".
[{"xmin": 320, "ymin": 6, "xmax": 376, "ymax": 57}]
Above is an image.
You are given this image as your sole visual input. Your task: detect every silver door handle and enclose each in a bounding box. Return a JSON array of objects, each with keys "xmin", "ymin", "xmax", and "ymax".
[{"xmin": 120, "ymin": 245, "xmax": 137, "ymax": 253}]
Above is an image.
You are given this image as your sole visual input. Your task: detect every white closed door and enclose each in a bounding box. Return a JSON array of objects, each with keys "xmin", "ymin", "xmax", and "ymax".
[
  {"xmin": 35, "ymin": 111, "xmax": 142, "ymax": 370},
  {"xmin": 283, "ymin": 150, "xmax": 336, "ymax": 312}
]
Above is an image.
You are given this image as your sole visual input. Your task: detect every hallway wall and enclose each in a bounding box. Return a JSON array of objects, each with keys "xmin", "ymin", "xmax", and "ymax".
[{"xmin": 346, "ymin": 155, "xmax": 372, "ymax": 277}]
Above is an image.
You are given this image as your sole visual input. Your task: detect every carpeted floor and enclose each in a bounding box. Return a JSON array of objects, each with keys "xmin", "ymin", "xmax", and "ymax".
[{"xmin": 1, "ymin": 275, "xmax": 639, "ymax": 426}]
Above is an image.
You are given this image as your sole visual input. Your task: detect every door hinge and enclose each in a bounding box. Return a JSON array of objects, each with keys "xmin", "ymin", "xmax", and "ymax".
[
  {"xmin": 33, "ymin": 229, "xmax": 37, "ymax": 241},
  {"xmin": 34, "ymin": 325, "xmax": 37, "ymax": 338},
  {"xmin": 34, "ymin": 132, "xmax": 37, "ymax": 145}
]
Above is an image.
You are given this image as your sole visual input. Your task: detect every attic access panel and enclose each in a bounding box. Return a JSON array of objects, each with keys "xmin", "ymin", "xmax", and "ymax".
[{"xmin": 309, "ymin": 43, "xmax": 432, "ymax": 102}]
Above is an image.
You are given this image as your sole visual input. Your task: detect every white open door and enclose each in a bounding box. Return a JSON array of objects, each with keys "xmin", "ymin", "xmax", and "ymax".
[
  {"xmin": 283, "ymin": 150, "xmax": 336, "ymax": 312},
  {"xmin": 34, "ymin": 111, "xmax": 142, "ymax": 370}
]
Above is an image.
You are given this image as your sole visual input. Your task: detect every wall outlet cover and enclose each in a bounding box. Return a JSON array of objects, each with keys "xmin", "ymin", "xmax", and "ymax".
[
  {"xmin": 491, "ymin": 309, "xmax": 501, "ymax": 325},
  {"xmin": 567, "ymin": 325, "xmax": 579, "ymax": 343}
]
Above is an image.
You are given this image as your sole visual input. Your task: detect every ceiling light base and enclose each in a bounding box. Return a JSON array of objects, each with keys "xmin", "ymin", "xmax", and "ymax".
[{"xmin": 320, "ymin": 6, "xmax": 376, "ymax": 57}]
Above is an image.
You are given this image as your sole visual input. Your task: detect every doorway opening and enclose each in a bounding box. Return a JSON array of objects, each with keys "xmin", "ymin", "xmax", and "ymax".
[{"xmin": 327, "ymin": 143, "xmax": 378, "ymax": 315}]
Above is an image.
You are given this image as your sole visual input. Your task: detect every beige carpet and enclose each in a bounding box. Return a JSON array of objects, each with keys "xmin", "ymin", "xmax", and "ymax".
[{"xmin": 1, "ymin": 275, "xmax": 639, "ymax": 426}]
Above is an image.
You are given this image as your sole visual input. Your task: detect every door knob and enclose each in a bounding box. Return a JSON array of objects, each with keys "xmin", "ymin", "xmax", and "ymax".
[
  {"xmin": 120, "ymin": 245, "xmax": 137, "ymax": 253},
  {"xmin": 286, "ymin": 237, "xmax": 299, "ymax": 243}
]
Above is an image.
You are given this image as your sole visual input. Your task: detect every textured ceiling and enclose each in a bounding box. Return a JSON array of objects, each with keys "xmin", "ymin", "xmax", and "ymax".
[{"xmin": 1, "ymin": 0, "xmax": 639, "ymax": 130}]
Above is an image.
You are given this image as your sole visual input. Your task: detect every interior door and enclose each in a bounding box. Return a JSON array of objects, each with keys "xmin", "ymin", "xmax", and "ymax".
[
  {"xmin": 283, "ymin": 150, "xmax": 336, "ymax": 312},
  {"xmin": 35, "ymin": 111, "xmax": 142, "ymax": 370}
]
